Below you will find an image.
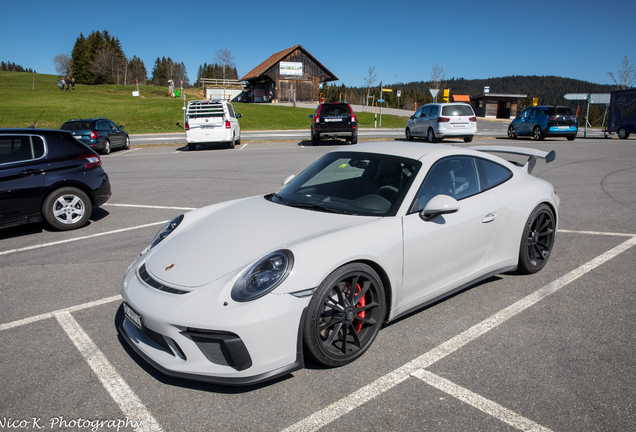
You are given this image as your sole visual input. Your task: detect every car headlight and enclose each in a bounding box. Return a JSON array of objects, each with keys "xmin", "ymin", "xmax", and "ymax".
[
  {"xmin": 150, "ymin": 215, "xmax": 184, "ymax": 249},
  {"xmin": 231, "ymin": 250, "xmax": 294, "ymax": 302}
]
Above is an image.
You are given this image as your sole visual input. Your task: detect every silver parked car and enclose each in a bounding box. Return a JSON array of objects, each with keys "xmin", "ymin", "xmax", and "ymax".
[{"xmin": 406, "ymin": 102, "xmax": 477, "ymax": 143}]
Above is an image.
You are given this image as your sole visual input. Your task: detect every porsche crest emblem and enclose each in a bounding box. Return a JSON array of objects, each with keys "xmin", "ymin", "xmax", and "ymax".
[{"xmin": 165, "ymin": 263, "xmax": 175, "ymax": 271}]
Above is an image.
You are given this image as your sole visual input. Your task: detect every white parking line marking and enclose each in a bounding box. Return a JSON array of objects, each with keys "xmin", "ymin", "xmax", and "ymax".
[
  {"xmin": 0, "ymin": 295, "xmax": 122, "ymax": 332},
  {"xmin": 0, "ymin": 221, "xmax": 167, "ymax": 257},
  {"xmin": 104, "ymin": 203, "xmax": 196, "ymax": 211},
  {"xmin": 412, "ymin": 370, "xmax": 552, "ymax": 432},
  {"xmin": 281, "ymin": 234, "xmax": 636, "ymax": 432},
  {"xmin": 559, "ymin": 229, "xmax": 635, "ymax": 237},
  {"xmin": 55, "ymin": 311, "xmax": 163, "ymax": 432},
  {"xmin": 240, "ymin": 143, "xmax": 249, "ymax": 150},
  {"xmin": 107, "ymin": 148, "xmax": 141, "ymax": 157}
]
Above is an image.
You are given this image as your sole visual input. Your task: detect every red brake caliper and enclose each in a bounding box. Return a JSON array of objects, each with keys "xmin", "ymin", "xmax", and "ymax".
[{"xmin": 354, "ymin": 283, "xmax": 366, "ymax": 332}]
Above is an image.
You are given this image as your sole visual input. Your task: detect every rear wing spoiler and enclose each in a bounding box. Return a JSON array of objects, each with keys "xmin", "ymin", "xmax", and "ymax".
[{"xmin": 469, "ymin": 146, "xmax": 555, "ymax": 174}]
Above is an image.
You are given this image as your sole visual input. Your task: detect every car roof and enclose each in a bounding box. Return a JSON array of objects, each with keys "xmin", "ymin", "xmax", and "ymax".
[
  {"xmin": 0, "ymin": 128, "xmax": 72, "ymax": 134},
  {"xmin": 330, "ymin": 141, "xmax": 482, "ymax": 161},
  {"xmin": 63, "ymin": 118, "xmax": 108, "ymax": 122}
]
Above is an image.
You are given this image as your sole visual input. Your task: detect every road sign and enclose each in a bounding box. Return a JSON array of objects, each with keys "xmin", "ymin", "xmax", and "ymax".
[
  {"xmin": 382, "ymin": 89, "xmax": 392, "ymax": 92},
  {"xmin": 378, "ymin": 99, "xmax": 385, "ymax": 103},
  {"xmin": 564, "ymin": 93, "xmax": 589, "ymax": 100},
  {"xmin": 429, "ymin": 89, "xmax": 440, "ymax": 99},
  {"xmin": 397, "ymin": 90, "xmax": 401, "ymax": 97},
  {"xmin": 590, "ymin": 93, "xmax": 611, "ymax": 104}
]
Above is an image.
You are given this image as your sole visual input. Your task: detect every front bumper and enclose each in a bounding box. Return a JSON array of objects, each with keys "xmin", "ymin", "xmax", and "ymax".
[{"xmin": 119, "ymin": 260, "xmax": 311, "ymax": 385}]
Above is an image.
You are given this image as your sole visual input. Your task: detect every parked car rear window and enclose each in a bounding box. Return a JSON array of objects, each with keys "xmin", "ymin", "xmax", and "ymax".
[
  {"xmin": 547, "ymin": 107, "xmax": 575, "ymax": 116},
  {"xmin": 442, "ymin": 105, "xmax": 474, "ymax": 116},
  {"xmin": 61, "ymin": 121, "xmax": 91, "ymax": 130},
  {"xmin": 321, "ymin": 104, "xmax": 350, "ymax": 117}
]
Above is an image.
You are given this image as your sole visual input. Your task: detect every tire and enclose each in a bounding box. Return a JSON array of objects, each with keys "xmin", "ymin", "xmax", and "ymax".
[
  {"xmin": 124, "ymin": 136, "xmax": 130, "ymax": 149},
  {"xmin": 532, "ymin": 126, "xmax": 544, "ymax": 141},
  {"xmin": 102, "ymin": 139, "xmax": 111, "ymax": 155},
  {"xmin": 42, "ymin": 187, "xmax": 92, "ymax": 231},
  {"xmin": 618, "ymin": 127, "xmax": 630, "ymax": 139},
  {"xmin": 228, "ymin": 133, "xmax": 235, "ymax": 149},
  {"xmin": 236, "ymin": 131, "xmax": 241, "ymax": 145},
  {"xmin": 303, "ymin": 263, "xmax": 386, "ymax": 367},
  {"xmin": 567, "ymin": 135, "xmax": 576, "ymax": 141},
  {"xmin": 508, "ymin": 125, "xmax": 517, "ymax": 139},
  {"xmin": 463, "ymin": 136, "xmax": 473, "ymax": 143},
  {"xmin": 518, "ymin": 204, "xmax": 556, "ymax": 274},
  {"xmin": 350, "ymin": 134, "xmax": 358, "ymax": 145},
  {"xmin": 427, "ymin": 128, "xmax": 437, "ymax": 143},
  {"xmin": 188, "ymin": 143, "xmax": 196, "ymax": 151},
  {"xmin": 406, "ymin": 128, "xmax": 413, "ymax": 141},
  {"xmin": 311, "ymin": 131, "xmax": 320, "ymax": 146}
]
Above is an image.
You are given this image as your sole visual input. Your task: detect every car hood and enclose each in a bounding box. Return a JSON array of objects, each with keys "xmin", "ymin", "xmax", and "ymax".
[{"xmin": 145, "ymin": 196, "xmax": 375, "ymax": 288}]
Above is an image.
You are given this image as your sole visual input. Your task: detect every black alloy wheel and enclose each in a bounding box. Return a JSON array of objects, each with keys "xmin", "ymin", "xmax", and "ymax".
[
  {"xmin": 303, "ymin": 263, "xmax": 386, "ymax": 367},
  {"xmin": 406, "ymin": 128, "xmax": 413, "ymax": 141},
  {"xmin": 533, "ymin": 126, "xmax": 544, "ymax": 141},
  {"xmin": 518, "ymin": 204, "xmax": 556, "ymax": 274},
  {"xmin": 508, "ymin": 125, "xmax": 517, "ymax": 139},
  {"xmin": 618, "ymin": 127, "xmax": 630, "ymax": 139}
]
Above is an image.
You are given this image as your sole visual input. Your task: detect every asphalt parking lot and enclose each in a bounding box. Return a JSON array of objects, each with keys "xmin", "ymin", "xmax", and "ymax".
[{"xmin": 1, "ymin": 137, "xmax": 635, "ymax": 432}]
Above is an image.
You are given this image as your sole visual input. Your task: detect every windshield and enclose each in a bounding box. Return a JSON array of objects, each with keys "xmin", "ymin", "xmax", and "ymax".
[
  {"xmin": 270, "ymin": 152, "xmax": 421, "ymax": 216},
  {"xmin": 61, "ymin": 121, "xmax": 91, "ymax": 130}
]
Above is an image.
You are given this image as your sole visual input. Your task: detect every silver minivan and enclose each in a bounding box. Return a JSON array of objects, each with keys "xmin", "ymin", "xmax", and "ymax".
[{"xmin": 405, "ymin": 102, "xmax": 476, "ymax": 143}]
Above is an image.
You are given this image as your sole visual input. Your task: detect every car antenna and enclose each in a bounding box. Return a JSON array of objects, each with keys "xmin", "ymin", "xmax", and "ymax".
[{"xmin": 28, "ymin": 110, "xmax": 45, "ymax": 129}]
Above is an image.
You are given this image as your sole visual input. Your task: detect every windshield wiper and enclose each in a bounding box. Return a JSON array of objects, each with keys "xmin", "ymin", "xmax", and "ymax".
[
  {"xmin": 288, "ymin": 202, "xmax": 346, "ymax": 214},
  {"xmin": 265, "ymin": 192, "xmax": 288, "ymax": 205}
]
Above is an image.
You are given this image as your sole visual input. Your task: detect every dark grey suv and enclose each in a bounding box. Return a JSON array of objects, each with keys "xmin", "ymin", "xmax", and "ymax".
[
  {"xmin": 61, "ymin": 118, "xmax": 130, "ymax": 154},
  {"xmin": 309, "ymin": 103, "xmax": 358, "ymax": 145}
]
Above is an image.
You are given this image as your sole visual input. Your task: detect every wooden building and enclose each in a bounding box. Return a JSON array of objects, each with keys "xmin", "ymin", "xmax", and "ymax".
[
  {"xmin": 470, "ymin": 93, "xmax": 527, "ymax": 119},
  {"xmin": 239, "ymin": 45, "xmax": 338, "ymax": 103}
]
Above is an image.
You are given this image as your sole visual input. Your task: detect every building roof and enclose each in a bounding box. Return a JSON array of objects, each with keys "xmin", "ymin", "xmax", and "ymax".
[
  {"xmin": 452, "ymin": 95, "xmax": 470, "ymax": 102},
  {"xmin": 239, "ymin": 44, "xmax": 338, "ymax": 82}
]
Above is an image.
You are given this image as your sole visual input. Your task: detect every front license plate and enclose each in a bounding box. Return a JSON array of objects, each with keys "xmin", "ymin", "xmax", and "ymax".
[{"xmin": 124, "ymin": 303, "xmax": 143, "ymax": 330}]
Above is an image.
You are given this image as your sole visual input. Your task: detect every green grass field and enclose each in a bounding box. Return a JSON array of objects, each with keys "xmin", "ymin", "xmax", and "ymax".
[{"xmin": 0, "ymin": 72, "xmax": 408, "ymax": 134}]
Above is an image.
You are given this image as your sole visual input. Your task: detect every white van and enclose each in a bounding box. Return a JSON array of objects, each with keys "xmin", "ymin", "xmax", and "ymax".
[
  {"xmin": 185, "ymin": 100, "xmax": 242, "ymax": 150},
  {"xmin": 405, "ymin": 102, "xmax": 476, "ymax": 143}
]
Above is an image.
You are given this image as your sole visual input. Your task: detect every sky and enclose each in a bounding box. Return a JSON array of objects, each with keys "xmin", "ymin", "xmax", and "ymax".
[{"xmin": 2, "ymin": 0, "xmax": 635, "ymax": 89}]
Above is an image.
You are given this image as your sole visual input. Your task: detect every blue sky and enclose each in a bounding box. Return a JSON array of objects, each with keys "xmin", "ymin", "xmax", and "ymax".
[{"xmin": 2, "ymin": 0, "xmax": 634, "ymax": 89}]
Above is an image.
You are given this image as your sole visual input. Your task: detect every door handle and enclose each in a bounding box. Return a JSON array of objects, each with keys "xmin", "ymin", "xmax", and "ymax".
[{"xmin": 482, "ymin": 213, "xmax": 497, "ymax": 223}]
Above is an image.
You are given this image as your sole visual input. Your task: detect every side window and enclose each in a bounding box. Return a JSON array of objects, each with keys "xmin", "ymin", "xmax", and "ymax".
[
  {"xmin": 227, "ymin": 104, "xmax": 236, "ymax": 118},
  {"xmin": 0, "ymin": 136, "xmax": 44, "ymax": 164},
  {"xmin": 529, "ymin": 109, "xmax": 538, "ymax": 119},
  {"xmin": 413, "ymin": 106, "xmax": 424, "ymax": 118},
  {"xmin": 109, "ymin": 121, "xmax": 118, "ymax": 130},
  {"xmin": 421, "ymin": 105, "xmax": 431, "ymax": 118},
  {"xmin": 430, "ymin": 105, "xmax": 439, "ymax": 116},
  {"xmin": 411, "ymin": 156, "xmax": 480, "ymax": 213},
  {"xmin": 96, "ymin": 121, "xmax": 106, "ymax": 130},
  {"xmin": 476, "ymin": 158, "xmax": 512, "ymax": 190},
  {"xmin": 521, "ymin": 109, "xmax": 530, "ymax": 119}
]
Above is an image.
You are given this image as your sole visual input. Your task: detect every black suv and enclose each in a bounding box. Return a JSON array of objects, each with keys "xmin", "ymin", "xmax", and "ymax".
[
  {"xmin": 309, "ymin": 103, "xmax": 358, "ymax": 145},
  {"xmin": 508, "ymin": 106, "xmax": 578, "ymax": 141},
  {"xmin": 61, "ymin": 118, "xmax": 129, "ymax": 154},
  {"xmin": 0, "ymin": 129, "xmax": 111, "ymax": 230}
]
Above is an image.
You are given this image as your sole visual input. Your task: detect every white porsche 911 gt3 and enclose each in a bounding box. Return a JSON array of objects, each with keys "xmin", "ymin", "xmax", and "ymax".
[{"xmin": 119, "ymin": 142, "xmax": 559, "ymax": 386}]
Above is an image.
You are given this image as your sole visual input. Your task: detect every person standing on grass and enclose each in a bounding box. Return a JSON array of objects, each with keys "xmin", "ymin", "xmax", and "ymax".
[
  {"xmin": 65, "ymin": 77, "xmax": 70, "ymax": 91},
  {"xmin": 71, "ymin": 77, "xmax": 75, "ymax": 92},
  {"xmin": 58, "ymin": 76, "xmax": 62, "ymax": 91}
]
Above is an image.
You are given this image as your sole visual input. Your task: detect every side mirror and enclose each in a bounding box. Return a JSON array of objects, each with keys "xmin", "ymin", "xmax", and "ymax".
[
  {"xmin": 420, "ymin": 195, "xmax": 459, "ymax": 221},
  {"xmin": 410, "ymin": 115, "xmax": 415, "ymax": 120},
  {"xmin": 236, "ymin": 113, "xmax": 242, "ymax": 118},
  {"xmin": 282, "ymin": 174, "xmax": 296, "ymax": 186},
  {"xmin": 308, "ymin": 114, "xmax": 314, "ymax": 119},
  {"xmin": 119, "ymin": 125, "xmax": 125, "ymax": 129}
]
